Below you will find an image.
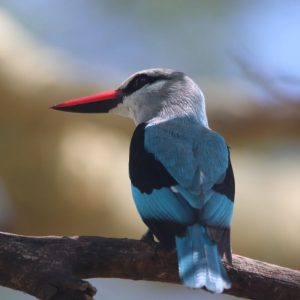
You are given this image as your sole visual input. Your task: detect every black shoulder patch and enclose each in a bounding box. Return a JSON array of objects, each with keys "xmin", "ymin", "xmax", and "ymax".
[
  {"xmin": 129, "ymin": 123, "xmax": 177, "ymax": 194},
  {"xmin": 212, "ymin": 149, "xmax": 235, "ymax": 202}
]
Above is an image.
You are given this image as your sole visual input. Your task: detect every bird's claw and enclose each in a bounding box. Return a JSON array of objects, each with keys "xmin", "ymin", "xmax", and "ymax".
[{"xmin": 141, "ymin": 230, "xmax": 155, "ymax": 243}]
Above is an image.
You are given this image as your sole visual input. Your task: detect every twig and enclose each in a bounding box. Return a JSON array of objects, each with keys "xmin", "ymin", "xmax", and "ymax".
[{"xmin": 0, "ymin": 232, "xmax": 299, "ymax": 299}]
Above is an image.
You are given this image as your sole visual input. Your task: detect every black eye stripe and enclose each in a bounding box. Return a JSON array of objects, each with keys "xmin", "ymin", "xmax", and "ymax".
[{"xmin": 124, "ymin": 74, "xmax": 166, "ymax": 95}]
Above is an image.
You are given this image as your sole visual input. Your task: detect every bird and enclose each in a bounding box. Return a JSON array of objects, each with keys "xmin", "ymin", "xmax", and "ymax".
[{"xmin": 52, "ymin": 68, "xmax": 235, "ymax": 293}]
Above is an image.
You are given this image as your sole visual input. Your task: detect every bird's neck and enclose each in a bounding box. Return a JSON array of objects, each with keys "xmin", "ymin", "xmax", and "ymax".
[
  {"xmin": 157, "ymin": 80, "xmax": 209, "ymax": 127},
  {"xmin": 158, "ymin": 101, "xmax": 209, "ymax": 127},
  {"xmin": 131, "ymin": 85, "xmax": 209, "ymax": 128},
  {"xmin": 139, "ymin": 105, "xmax": 208, "ymax": 129}
]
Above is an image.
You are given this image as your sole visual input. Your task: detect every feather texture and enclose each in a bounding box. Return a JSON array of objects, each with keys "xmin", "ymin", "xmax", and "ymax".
[
  {"xmin": 132, "ymin": 186, "xmax": 196, "ymax": 248},
  {"xmin": 176, "ymin": 224, "xmax": 231, "ymax": 293},
  {"xmin": 129, "ymin": 118, "xmax": 234, "ymax": 292},
  {"xmin": 144, "ymin": 118, "xmax": 229, "ymax": 202}
]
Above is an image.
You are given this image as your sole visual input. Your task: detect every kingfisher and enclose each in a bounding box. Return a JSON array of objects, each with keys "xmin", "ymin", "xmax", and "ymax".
[{"xmin": 52, "ymin": 68, "xmax": 235, "ymax": 293}]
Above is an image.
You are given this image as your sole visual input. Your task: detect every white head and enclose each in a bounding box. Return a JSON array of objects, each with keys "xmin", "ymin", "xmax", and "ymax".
[{"xmin": 52, "ymin": 68, "xmax": 208, "ymax": 127}]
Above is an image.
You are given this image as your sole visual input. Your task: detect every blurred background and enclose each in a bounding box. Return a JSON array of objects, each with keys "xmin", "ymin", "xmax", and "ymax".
[{"xmin": 0, "ymin": 1, "xmax": 299, "ymax": 299}]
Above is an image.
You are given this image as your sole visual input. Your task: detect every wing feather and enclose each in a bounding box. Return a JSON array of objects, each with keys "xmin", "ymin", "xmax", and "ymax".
[
  {"xmin": 144, "ymin": 119, "xmax": 229, "ymax": 208},
  {"xmin": 143, "ymin": 119, "xmax": 234, "ymax": 259}
]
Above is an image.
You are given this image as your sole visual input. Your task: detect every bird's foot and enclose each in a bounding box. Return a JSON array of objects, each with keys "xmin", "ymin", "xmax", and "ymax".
[
  {"xmin": 141, "ymin": 230, "xmax": 174, "ymax": 257},
  {"xmin": 141, "ymin": 230, "xmax": 157, "ymax": 247}
]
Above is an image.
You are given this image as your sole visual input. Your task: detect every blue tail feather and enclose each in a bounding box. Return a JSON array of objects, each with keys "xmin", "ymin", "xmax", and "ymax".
[{"xmin": 175, "ymin": 224, "xmax": 231, "ymax": 293}]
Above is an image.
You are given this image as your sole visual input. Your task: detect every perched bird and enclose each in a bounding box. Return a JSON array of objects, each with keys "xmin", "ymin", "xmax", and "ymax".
[{"xmin": 52, "ymin": 68, "xmax": 235, "ymax": 293}]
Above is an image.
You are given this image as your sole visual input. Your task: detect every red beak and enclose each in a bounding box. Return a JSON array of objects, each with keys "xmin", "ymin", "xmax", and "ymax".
[{"xmin": 51, "ymin": 89, "xmax": 121, "ymax": 113}]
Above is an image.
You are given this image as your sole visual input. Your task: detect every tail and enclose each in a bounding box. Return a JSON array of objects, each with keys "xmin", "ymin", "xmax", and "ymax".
[{"xmin": 175, "ymin": 224, "xmax": 231, "ymax": 293}]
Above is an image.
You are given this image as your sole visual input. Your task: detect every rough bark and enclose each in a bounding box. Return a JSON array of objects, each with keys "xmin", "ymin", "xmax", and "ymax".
[{"xmin": 0, "ymin": 232, "xmax": 299, "ymax": 300}]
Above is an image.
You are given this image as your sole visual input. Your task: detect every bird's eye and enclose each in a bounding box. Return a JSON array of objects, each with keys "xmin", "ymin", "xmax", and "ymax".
[
  {"xmin": 132, "ymin": 75, "xmax": 149, "ymax": 90},
  {"xmin": 124, "ymin": 74, "xmax": 161, "ymax": 95}
]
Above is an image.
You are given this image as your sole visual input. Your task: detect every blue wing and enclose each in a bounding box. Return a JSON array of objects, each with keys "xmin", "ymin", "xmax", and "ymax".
[
  {"xmin": 129, "ymin": 119, "xmax": 234, "ymax": 292},
  {"xmin": 144, "ymin": 119, "xmax": 232, "ymax": 207},
  {"xmin": 131, "ymin": 186, "xmax": 196, "ymax": 248}
]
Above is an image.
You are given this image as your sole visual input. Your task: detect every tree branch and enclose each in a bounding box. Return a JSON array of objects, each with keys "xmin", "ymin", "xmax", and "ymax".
[{"xmin": 0, "ymin": 232, "xmax": 299, "ymax": 300}]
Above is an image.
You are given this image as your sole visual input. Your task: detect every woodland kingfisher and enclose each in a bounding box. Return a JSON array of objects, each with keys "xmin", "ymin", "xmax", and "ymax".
[{"xmin": 52, "ymin": 68, "xmax": 235, "ymax": 293}]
